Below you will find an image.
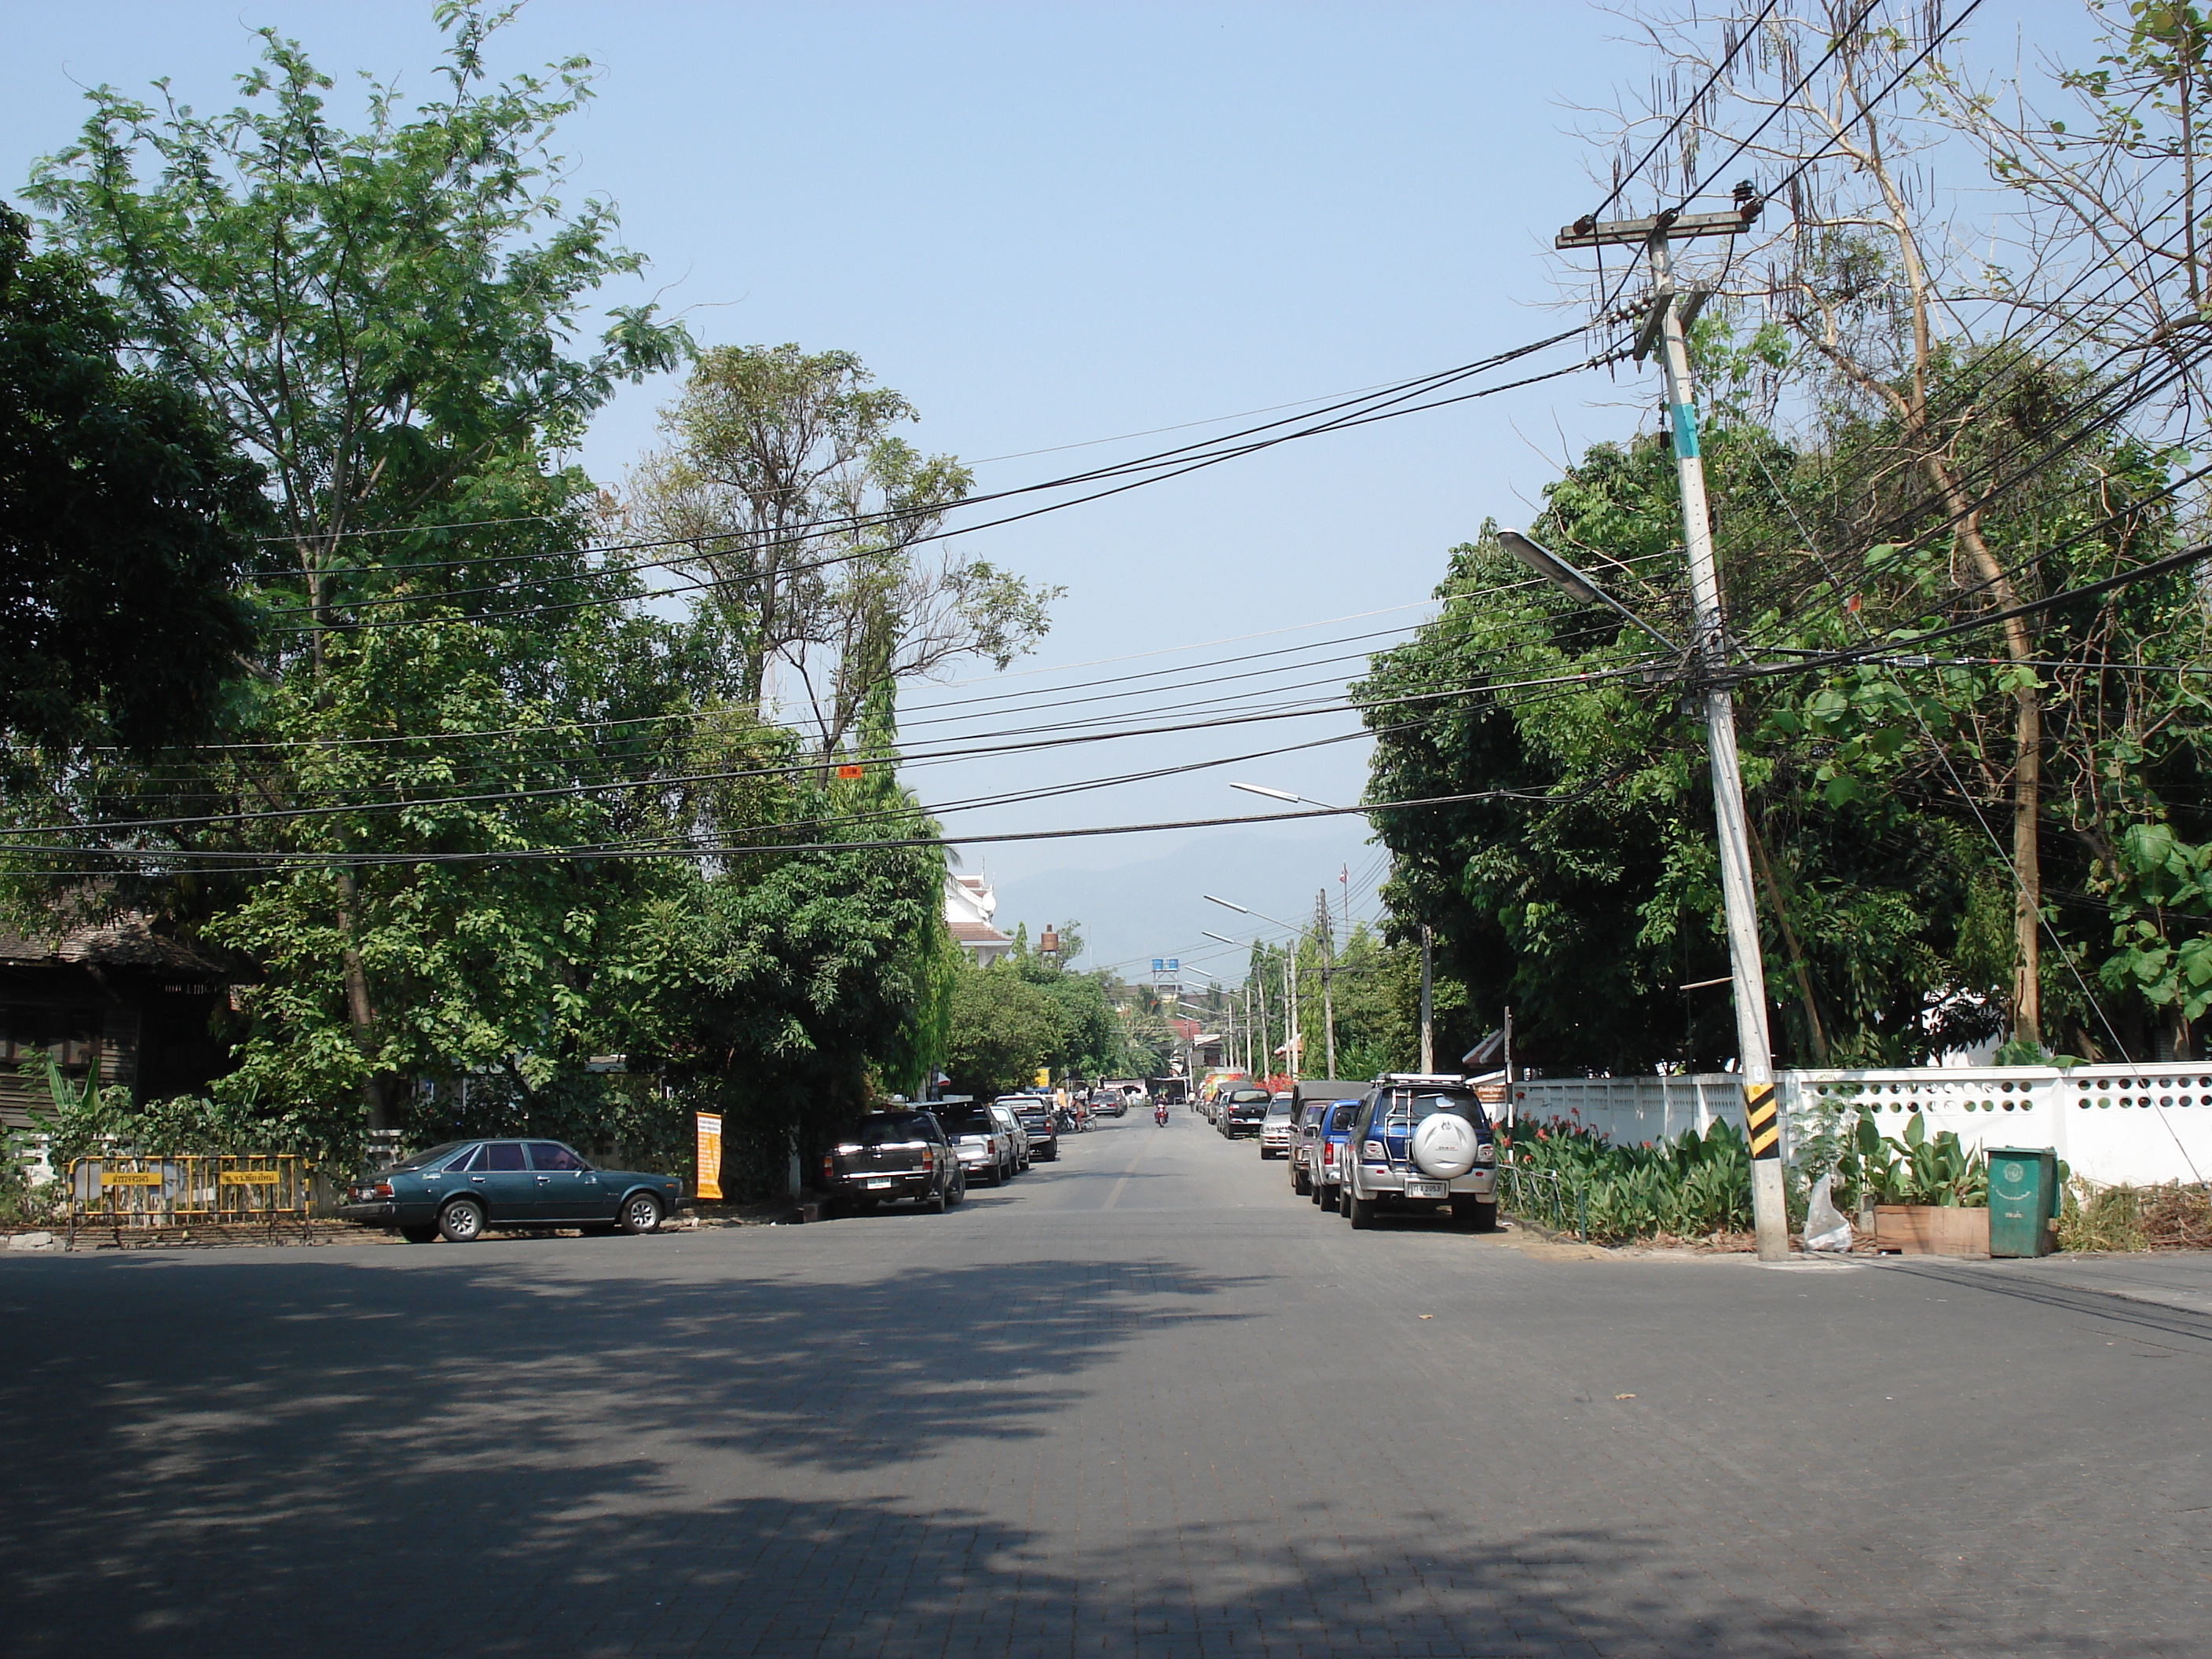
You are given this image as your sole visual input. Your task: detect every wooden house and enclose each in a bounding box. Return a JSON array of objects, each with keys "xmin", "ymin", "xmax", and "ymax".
[{"xmin": 0, "ymin": 916, "xmax": 233, "ymax": 1131}]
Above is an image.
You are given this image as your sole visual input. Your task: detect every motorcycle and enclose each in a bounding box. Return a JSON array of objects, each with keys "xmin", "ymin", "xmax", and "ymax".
[{"xmin": 1154, "ymin": 1104, "xmax": 1170, "ymax": 1127}]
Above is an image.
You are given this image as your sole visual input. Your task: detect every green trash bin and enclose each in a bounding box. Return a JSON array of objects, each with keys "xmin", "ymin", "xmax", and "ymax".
[{"xmin": 1987, "ymin": 1147, "xmax": 2058, "ymax": 1258}]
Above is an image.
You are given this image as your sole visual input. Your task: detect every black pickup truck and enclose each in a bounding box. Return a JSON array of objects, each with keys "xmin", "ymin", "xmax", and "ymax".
[{"xmin": 819, "ymin": 1110, "xmax": 966, "ymax": 1214}]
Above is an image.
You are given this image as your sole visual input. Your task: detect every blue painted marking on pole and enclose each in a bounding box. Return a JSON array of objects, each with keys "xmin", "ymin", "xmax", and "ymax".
[{"xmin": 1672, "ymin": 405, "xmax": 1701, "ymax": 460}]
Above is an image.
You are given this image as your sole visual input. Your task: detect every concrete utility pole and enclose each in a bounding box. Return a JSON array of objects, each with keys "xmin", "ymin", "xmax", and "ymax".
[
  {"xmin": 1316, "ymin": 888, "xmax": 1338, "ymax": 1079},
  {"xmin": 1419, "ymin": 925, "xmax": 1435, "ymax": 1074},
  {"xmin": 1556, "ymin": 194, "xmax": 1789, "ymax": 1262}
]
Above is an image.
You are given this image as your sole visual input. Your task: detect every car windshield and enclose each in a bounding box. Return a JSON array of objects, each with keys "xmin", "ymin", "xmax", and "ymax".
[
  {"xmin": 1265, "ymin": 1103, "xmax": 1294, "ymax": 1120},
  {"xmin": 837, "ymin": 1114, "xmax": 937, "ymax": 1147},
  {"xmin": 936, "ymin": 1107, "xmax": 994, "ymax": 1135},
  {"xmin": 386, "ymin": 1141, "xmax": 471, "ymax": 1172}
]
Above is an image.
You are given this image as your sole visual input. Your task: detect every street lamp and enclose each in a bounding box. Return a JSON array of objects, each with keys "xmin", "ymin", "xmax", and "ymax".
[
  {"xmin": 1497, "ymin": 529, "xmax": 1680, "ymax": 651},
  {"xmin": 1221, "ymin": 793, "xmax": 1351, "ymax": 1077},
  {"xmin": 1206, "ymin": 892, "xmax": 1303, "ymax": 1079},
  {"xmin": 1229, "ymin": 781, "xmax": 1340, "ymax": 810},
  {"xmin": 1203, "ymin": 928, "xmax": 1258, "ymax": 1072}
]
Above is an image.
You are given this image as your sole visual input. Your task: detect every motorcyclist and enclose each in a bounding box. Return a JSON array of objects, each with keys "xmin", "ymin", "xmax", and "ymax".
[{"xmin": 1154, "ymin": 1101, "xmax": 1170, "ymax": 1126}]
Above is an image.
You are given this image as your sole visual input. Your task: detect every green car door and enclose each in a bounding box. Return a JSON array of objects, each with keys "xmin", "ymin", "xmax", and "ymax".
[
  {"xmin": 459, "ymin": 1141, "xmax": 540, "ymax": 1221},
  {"xmin": 526, "ymin": 1141, "xmax": 612, "ymax": 1221}
]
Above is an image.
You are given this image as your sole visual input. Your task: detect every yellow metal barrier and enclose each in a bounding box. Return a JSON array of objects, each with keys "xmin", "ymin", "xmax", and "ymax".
[{"xmin": 65, "ymin": 1154, "xmax": 314, "ymax": 1247}]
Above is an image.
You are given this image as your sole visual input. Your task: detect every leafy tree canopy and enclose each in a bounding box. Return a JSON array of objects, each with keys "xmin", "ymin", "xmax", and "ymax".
[{"xmin": 0, "ymin": 203, "xmax": 262, "ymax": 752}]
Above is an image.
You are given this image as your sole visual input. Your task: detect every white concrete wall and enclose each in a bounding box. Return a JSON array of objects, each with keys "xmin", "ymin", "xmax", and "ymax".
[{"xmin": 1510, "ymin": 1065, "xmax": 2212, "ymax": 1188}]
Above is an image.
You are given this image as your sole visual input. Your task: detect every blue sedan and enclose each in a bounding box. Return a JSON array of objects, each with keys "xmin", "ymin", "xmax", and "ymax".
[{"xmin": 340, "ymin": 1138, "xmax": 688, "ymax": 1243}]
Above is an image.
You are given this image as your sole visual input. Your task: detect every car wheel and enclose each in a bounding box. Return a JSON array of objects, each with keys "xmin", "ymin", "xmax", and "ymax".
[
  {"xmin": 1319, "ymin": 1184, "xmax": 1336, "ymax": 1212},
  {"xmin": 437, "ymin": 1199, "xmax": 485, "ymax": 1243},
  {"xmin": 399, "ymin": 1223, "xmax": 439, "ymax": 1244},
  {"xmin": 981, "ymin": 1159, "xmax": 1000, "ymax": 1187},
  {"xmin": 927, "ymin": 1181, "xmax": 948, "ymax": 1214},
  {"xmin": 620, "ymin": 1192, "xmax": 663, "ymax": 1235},
  {"xmin": 1349, "ymin": 1193, "xmax": 1376, "ymax": 1230},
  {"xmin": 947, "ymin": 1169, "xmax": 966, "ymax": 1207},
  {"xmin": 1294, "ymin": 1168, "xmax": 1310, "ymax": 1195}
]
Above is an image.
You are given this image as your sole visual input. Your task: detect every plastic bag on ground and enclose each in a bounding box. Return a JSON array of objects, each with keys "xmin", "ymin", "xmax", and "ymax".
[{"xmin": 1804, "ymin": 1171, "xmax": 1852, "ymax": 1252}]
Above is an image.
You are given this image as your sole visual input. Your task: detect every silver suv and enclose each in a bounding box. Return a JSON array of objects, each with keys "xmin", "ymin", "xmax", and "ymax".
[
  {"xmin": 1258, "ymin": 1100, "xmax": 1296, "ymax": 1159},
  {"xmin": 1339, "ymin": 1075, "xmax": 1498, "ymax": 1231}
]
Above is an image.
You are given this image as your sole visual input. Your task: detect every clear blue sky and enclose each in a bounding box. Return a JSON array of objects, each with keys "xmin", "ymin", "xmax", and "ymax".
[{"xmin": 2, "ymin": 1, "xmax": 2086, "ymax": 980}]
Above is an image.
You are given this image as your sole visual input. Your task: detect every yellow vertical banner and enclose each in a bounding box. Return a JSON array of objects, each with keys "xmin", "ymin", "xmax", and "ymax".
[{"xmin": 695, "ymin": 1112, "xmax": 723, "ymax": 1200}]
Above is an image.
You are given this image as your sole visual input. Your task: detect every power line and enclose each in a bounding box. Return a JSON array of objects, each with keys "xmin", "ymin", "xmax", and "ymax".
[{"xmin": 261, "ymin": 343, "xmax": 1631, "ymax": 635}]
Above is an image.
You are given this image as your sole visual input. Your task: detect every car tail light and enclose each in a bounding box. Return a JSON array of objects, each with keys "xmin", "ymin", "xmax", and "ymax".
[
  {"xmin": 1475, "ymin": 1143, "xmax": 1497, "ymax": 1163},
  {"xmin": 821, "ymin": 1155, "xmax": 835, "ymax": 1180},
  {"xmin": 921, "ymin": 1146, "xmax": 936, "ymax": 1170},
  {"xmin": 1362, "ymin": 1141, "xmax": 1387, "ymax": 1160},
  {"xmin": 374, "ymin": 1180, "xmax": 394, "ymax": 1199}
]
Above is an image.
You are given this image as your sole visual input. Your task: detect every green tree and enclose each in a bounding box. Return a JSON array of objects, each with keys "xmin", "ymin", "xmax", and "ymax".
[
  {"xmin": 944, "ymin": 961, "xmax": 1062, "ymax": 1098},
  {"xmin": 621, "ymin": 342, "xmax": 1060, "ymax": 755},
  {"xmin": 0, "ymin": 203, "xmax": 262, "ymax": 753},
  {"xmin": 16, "ymin": 6, "xmax": 693, "ymax": 1148}
]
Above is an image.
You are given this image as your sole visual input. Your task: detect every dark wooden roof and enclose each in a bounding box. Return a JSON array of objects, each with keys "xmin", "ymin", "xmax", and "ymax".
[{"xmin": 0, "ymin": 914, "xmax": 225, "ymax": 976}]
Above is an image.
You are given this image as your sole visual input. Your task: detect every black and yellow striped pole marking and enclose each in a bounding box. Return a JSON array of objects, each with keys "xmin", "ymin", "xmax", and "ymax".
[{"xmin": 1743, "ymin": 1081, "xmax": 1781, "ymax": 1160}]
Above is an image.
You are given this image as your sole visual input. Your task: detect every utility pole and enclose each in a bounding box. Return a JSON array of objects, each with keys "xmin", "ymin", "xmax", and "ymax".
[
  {"xmin": 1317, "ymin": 888, "xmax": 1339, "ymax": 1079},
  {"xmin": 1254, "ymin": 957, "xmax": 1269, "ymax": 1078},
  {"xmin": 1558, "ymin": 192, "xmax": 1790, "ymax": 1262},
  {"xmin": 1283, "ymin": 948, "xmax": 1298, "ymax": 1079},
  {"xmin": 1419, "ymin": 925, "xmax": 1434, "ymax": 1074}
]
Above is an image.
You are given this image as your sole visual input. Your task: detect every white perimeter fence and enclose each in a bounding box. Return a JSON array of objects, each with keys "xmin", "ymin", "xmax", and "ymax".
[{"xmin": 1510, "ymin": 1066, "xmax": 2212, "ymax": 1188}]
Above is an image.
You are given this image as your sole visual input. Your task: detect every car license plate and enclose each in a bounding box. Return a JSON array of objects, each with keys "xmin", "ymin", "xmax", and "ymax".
[
  {"xmin": 1405, "ymin": 1180, "xmax": 1447, "ymax": 1198},
  {"xmin": 865, "ymin": 1179, "xmax": 895, "ymax": 1189}
]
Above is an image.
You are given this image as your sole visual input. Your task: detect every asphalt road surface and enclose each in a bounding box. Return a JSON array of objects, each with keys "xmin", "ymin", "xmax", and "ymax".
[{"xmin": 3, "ymin": 1109, "xmax": 2207, "ymax": 1658}]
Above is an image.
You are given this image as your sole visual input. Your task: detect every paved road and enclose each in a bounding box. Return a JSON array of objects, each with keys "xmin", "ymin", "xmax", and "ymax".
[{"xmin": 2, "ymin": 1109, "xmax": 2207, "ymax": 1658}]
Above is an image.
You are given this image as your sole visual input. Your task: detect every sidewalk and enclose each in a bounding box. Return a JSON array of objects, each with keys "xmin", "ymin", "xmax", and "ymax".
[{"xmin": 1884, "ymin": 1248, "xmax": 2212, "ymax": 1317}]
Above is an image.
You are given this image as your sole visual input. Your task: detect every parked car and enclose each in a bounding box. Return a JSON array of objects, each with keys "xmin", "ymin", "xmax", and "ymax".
[
  {"xmin": 1308, "ymin": 1101, "xmax": 1364, "ymax": 1211},
  {"xmin": 821, "ymin": 1110, "xmax": 965, "ymax": 1214},
  {"xmin": 1004, "ymin": 1097, "xmax": 1060, "ymax": 1161},
  {"xmin": 988, "ymin": 1101, "xmax": 1033, "ymax": 1171},
  {"xmin": 934, "ymin": 1101, "xmax": 1019, "ymax": 1186},
  {"xmin": 1217, "ymin": 1088, "xmax": 1273, "ymax": 1138},
  {"xmin": 1287, "ymin": 1080, "xmax": 1364, "ymax": 1196},
  {"xmin": 1091, "ymin": 1087, "xmax": 1128, "ymax": 1119},
  {"xmin": 1258, "ymin": 1099, "xmax": 1297, "ymax": 1159},
  {"xmin": 340, "ymin": 1139, "xmax": 687, "ymax": 1243},
  {"xmin": 1338, "ymin": 1075, "xmax": 1498, "ymax": 1231}
]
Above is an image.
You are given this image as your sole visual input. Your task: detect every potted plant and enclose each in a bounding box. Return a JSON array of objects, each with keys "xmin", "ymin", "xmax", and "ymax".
[{"xmin": 1837, "ymin": 1111, "xmax": 1991, "ymax": 1256}]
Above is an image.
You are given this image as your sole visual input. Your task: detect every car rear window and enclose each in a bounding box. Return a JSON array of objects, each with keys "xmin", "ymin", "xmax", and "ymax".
[
  {"xmin": 936, "ymin": 1107, "xmax": 994, "ymax": 1135},
  {"xmin": 1368, "ymin": 1090, "xmax": 1489, "ymax": 1134},
  {"xmin": 837, "ymin": 1115, "xmax": 939, "ymax": 1147},
  {"xmin": 387, "ymin": 1141, "xmax": 471, "ymax": 1172}
]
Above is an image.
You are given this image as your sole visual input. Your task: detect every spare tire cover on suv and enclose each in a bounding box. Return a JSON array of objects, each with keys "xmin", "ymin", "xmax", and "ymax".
[{"xmin": 1409, "ymin": 1112, "xmax": 1479, "ymax": 1178}]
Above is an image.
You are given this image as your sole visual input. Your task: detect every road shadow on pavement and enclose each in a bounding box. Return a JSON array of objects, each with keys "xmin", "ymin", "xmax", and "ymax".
[{"xmin": 0, "ymin": 1244, "xmax": 2192, "ymax": 1658}]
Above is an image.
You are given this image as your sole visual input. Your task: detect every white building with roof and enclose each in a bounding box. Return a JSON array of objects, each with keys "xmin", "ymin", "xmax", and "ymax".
[{"xmin": 946, "ymin": 871, "xmax": 1013, "ymax": 966}]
